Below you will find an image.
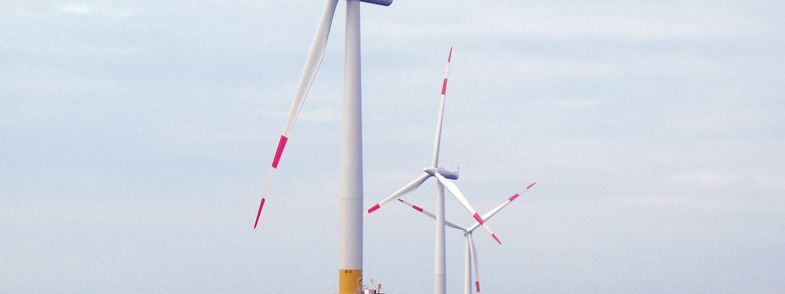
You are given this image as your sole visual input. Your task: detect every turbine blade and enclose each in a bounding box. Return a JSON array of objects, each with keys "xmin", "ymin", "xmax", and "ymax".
[
  {"xmin": 397, "ymin": 198, "xmax": 464, "ymax": 231},
  {"xmin": 465, "ymin": 182, "xmax": 537, "ymax": 233},
  {"xmin": 254, "ymin": 0, "xmax": 339, "ymax": 229},
  {"xmin": 482, "ymin": 182, "xmax": 537, "ymax": 222},
  {"xmin": 433, "ymin": 171, "xmax": 502, "ymax": 245},
  {"xmin": 254, "ymin": 197, "xmax": 266, "ymax": 229},
  {"xmin": 282, "ymin": 0, "xmax": 339, "ymax": 137},
  {"xmin": 430, "ymin": 47, "xmax": 453, "ymax": 168},
  {"xmin": 367, "ymin": 173, "xmax": 430, "ymax": 214},
  {"xmin": 254, "ymin": 167, "xmax": 277, "ymax": 229}
]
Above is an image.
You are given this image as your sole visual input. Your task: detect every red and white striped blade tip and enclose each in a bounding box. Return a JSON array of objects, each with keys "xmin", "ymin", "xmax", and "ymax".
[
  {"xmin": 253, "ymin": 198, "xmax": 266, "ymax": 229},
  {"xmin": 492, "ymin": 233, "xmax": 502, "ymax": 245},
  {"xmin": 271, "ymin": 135, "xmax": 288, "ymax": 169},
  {"xmin": 367, "ymin": 203, "xmax": 381, "ymax": 214},
  {"xmin": 473, "ymin": 213, "xmax": 485, "ymax": 225},
  {"xmin": 475, "ymin": 281, "xmax": 481, "ymax": 292},
  {"xmin": 527, "ymin": 182, "xmax": 537, "ymax": 189},
  {"xmin": 441, "ymin": 80, "xmax": 448, "ymax": 95}
]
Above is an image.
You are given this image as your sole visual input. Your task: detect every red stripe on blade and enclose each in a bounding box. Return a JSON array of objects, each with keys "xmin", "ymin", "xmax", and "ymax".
[
  {"xmin": 509, "ymin": 193, "xmax": 520, "ymax": 201},
  {"xmin": 476, "ymin": 281, "xmax": 481, "ymax": 292},
  {"xmin": 441, "ymin": 78, "xmax": 448, "ymax": 95},
  {"xmin": 447, "ymin": 47, "xmax": 453, "ymax": 62},
  {"xmin": 253, "ymin": 197, "xmax": 266, "ymax": 229},
  {"xmin": 527, "ymin": 182, "xmax": 537, "ymax": 189},
  {"xmin": 368, "ymin": 203, "xmax": 381, "ymax": 214},
  {"xmin": 412, "ymin": 205, "xmax": 424, "ymax": 212},
  {"xmin": 271, "ymin": 135, "xmax": 288, "ymax": 169},
  {"xmin": 492, "ymin": 233, "xmax": 502, "ymax": 245},
  {"xmin": 473, "ymin": 213, "xmax": 485, "ymax": 225}
]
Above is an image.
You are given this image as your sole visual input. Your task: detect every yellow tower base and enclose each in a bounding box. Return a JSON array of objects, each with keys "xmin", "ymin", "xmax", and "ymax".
[{"xmin": 338, "ymin": 269, "xmax": 362, "ymax": 294}]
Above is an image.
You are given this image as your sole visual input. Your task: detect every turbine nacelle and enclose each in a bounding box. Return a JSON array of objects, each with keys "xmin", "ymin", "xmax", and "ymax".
[
  {"xmin": 359, "ymin": 0, "xmax": 393, "ymax": 6},
  {"xmin": 424, "ymin": 167, "xmax": 459, "ymax": 180}
]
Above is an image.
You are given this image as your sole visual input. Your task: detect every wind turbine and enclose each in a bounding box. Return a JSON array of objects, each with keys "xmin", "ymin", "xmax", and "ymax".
[
  {"xmin": 366, "ymin": 48, "xmax": 501, "ymax": 294},
  {"xmin": 397, "ymin": 182, "xmax": 536, "ymax": 294},
  {"xmin": 251, "ymin": 1, "xmax": 392, "ymax": 293}
]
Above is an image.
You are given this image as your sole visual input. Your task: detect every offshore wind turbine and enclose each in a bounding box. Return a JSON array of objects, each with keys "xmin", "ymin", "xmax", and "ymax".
[
  {"xmin": 251, "ymin": 1, "xmax": 392, "ymax": 293},
  {"xmin": 366, "ymin": 48, "xmax": 501, "ymax": 294},
  {"xmin": 397, "ymin": 182, "xmax": 536, "ymax": 293}
]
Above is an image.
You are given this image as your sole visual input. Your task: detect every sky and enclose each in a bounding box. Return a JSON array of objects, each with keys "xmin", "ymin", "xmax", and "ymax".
[{"xmin": 2, "ymin": 0, "xmax": 785, "ymax": 293}]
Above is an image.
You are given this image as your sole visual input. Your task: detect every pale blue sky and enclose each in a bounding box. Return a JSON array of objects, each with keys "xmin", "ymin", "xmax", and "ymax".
[{"xmin": 2, "ymin": 0, "xmax": 785, "ymax": 293}]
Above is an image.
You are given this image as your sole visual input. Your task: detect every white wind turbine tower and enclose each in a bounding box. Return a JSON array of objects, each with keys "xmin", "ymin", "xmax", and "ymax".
[
  {"xmin": 397, "ymin": 182, "xmax": 536, "ymax": 294},
  {"xmin": 251, "ymin": 1, "xmax": 392, "ymax": 293},
  {"xmin": 367, "ymin": 48, "xmax": 502, "ymax": 294}
]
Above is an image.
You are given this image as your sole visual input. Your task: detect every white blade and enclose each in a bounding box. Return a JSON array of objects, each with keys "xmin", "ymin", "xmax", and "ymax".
[
  {"xmin": 397, "ymin": 198, "xmax": 464, "ymax": 231},
  {"xmin": 430, "ymin": 47, "xmax": 453, "ymax": 167},
  {"xmin": 367, "ymin": 173, "xmax": 431, "ymax": 214},
  {"xmin": 254, "ymin": 0, "xmax": 339, "ymax": 229},
  {"xmin": 483, "ymin": 182, "xmax": 536, "ymax": 221},
  {"xmin": 468, "ymin": 182, "xmax": 537, "ymax": 233},
  {"xmin": 433, "ymin": 171, "xmax": 502, "ymax": 245},
  {"xmin": 283, "ymin": 0, "xmax": 339, "ymax": 137},
  {"xmin": 470, "ymin": 234, "xmax": 481, "ymax": 293}
]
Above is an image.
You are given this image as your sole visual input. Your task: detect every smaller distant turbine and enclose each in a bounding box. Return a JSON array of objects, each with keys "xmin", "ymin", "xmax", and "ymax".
[
  {"xmin": 366, "ymin": 48, "xmax": 500, "ymax": 243},
  {"xmin": 397, "ymin": 182, "xmax": 536, "ymax": 294},
  {"xmin": 368, "ymin": 48, "xmax": 507, "ymax": 294}
]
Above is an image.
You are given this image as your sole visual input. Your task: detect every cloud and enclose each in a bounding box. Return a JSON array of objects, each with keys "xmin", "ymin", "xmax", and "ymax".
[
  {"xmin": 52, "ymin": 2, "xmax": 135, "ymax": 18},
  {"xmin": 558, "ymin": 99, "xmax": 597, "ymax": 108},
  {"xmin": 666, "ymin": 169, "xmax": 785, "ymax": 190},
  {"xmin": 366, "ymin": 1, "xmax": 775, "ymax": 43},
  {"xmin": 58, "ymin": 3, "xmax": 92, "ymax": 15},
  {"xmin": 3, "ymin": 1, "xmax": 785, "ymax": 293}
]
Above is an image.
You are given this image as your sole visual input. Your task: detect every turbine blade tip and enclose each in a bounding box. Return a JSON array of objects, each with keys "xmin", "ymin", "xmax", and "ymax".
[
  {"xmin": 368, "ymin": 203, "xmax": 381, "ymax": 214},
  {"xmin": 492, "ymin": 233, "xmax": 502, "ymax": 245},
  {"xmin": 527, "ymin": 182, "xmax": 536, "ymax": 189},
  {"xmin": 253, "ymin": 198, "xmax": 266, "ymax": 229},
  {"xmin": 476, "ymin": 281, "xmax": 481, "ymax": 292}
]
